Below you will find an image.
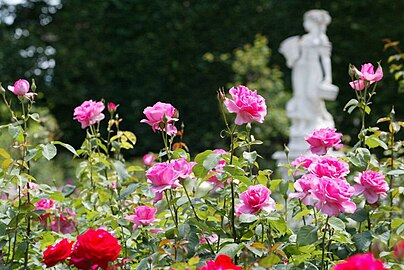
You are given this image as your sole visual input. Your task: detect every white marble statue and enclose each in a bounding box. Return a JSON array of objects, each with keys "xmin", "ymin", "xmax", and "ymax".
[{"xmin": 279, "ymin": 9, "xmax": 339, "ymax": 153}]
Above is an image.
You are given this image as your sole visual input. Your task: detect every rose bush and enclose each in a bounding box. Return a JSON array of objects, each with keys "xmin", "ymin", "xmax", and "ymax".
[{"xmin": 0, "ymin": 65, "xmax": 402, "ymax": 270}]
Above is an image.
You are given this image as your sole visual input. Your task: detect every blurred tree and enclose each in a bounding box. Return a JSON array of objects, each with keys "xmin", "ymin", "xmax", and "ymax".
[{"xmin": 0, "ymin": 0, "xmax": 403, "ymax": 156}]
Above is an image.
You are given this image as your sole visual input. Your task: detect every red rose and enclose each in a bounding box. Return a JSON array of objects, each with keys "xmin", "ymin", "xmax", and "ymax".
[
  {"xmin": 333, "ymin": 253, "xmax": 386, "ymax": 270},
  {"xmin": 198, "ymin": 254, "xmax": 242, "ymax": 270},
  {"xmin": 70, "ymin": 228, "xmax": 121, "ymax": 270},
  {"xmin": 43, "ymin": 238, "xmax": 74, "ymax": 267}
]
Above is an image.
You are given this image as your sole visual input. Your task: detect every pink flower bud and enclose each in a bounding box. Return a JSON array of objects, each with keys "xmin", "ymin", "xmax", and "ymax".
[
  {"xmin": 108, "ymin": 102, "xmax": 118, "ymax": 112},
  {"xmin": 8, "ymin": 79, "xmax": 30, "ymax": 96}
]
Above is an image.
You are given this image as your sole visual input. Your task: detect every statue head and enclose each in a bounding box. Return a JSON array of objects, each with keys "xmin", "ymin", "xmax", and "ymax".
[{"xmin": 303, "ymin": 9, "xmax": 331, "ymax": 33}]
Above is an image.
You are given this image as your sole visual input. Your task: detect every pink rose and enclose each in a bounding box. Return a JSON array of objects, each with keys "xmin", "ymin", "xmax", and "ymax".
[
  {"xmin": 305, "ymin": 128, "xmax": 343, "ymax": 155},
  {"xmin": 308, "ymin": 156, "xmax": 349, "ymax": 179},
  {"xmin": 8, "ymin": 79, "xmax": 37, "ymax": 100},
  {"xmin": 142, "ymin": 153, "xmax": 156, "ymax": 166},
  {"xmin": 292, "ymin": 155, "xmax": 318, "ymax": 170},
  {"xmin": 206, "ymin": 149, "xmax": 229, "ymax": 188},
  {"xmin": 172, "ymin": 158, "xmax": 196, "ymax": 179},
  {"xmin": 349, "ymin": 80, "xmax": 366, "ymax": 91},
  {"xmin": 353, "ymin": 170, "xmax": 389, "ymax": 204},
  {"xmin": 288, "ymin": 174, "xmax": 318, "ymax": 206},
  {"xmin": 333, "ymin": 253, "xmax": 386, "ymax": 270},
  {"xmin": 35, "ymin": 199, "xmax": 55, "ymax": 211},
  {"xmin": 224, "ymin": 85, "xmax": 267, "ymax": 125},
  {"xmin": 107, "ymin": 102, "xmax": 118, "ymax": 113},
  {"xmin": 199, "ymin": 234, "xmax": 219, "ymax": 244},
  {"xmin": 140, "ymin": 102, "xmax": 178, "ymax": 136},
  {"xmin": 125, "ymin": 205, "xmax": 158, "ymax": 230},
  {"xmin": 236, "ymin": 184, "xmax": 276, "ymax": 215},
  {"xmin": 73, "ymin": 100, "xmax": 105, "ymax": 129},
  {"xmin": 207, "ymin": 159, "xmax": 227, "ymax": 188},
  {"xmin": 50, "ymin": 210, "xmax": 77, "ymax": 234},
  {"xmin": 311, "ymin": 177, "xmax": 356, "ymax": 216},
  {"xmin": 354, "ymin": 63, "xmax": 383, "ymax": 83},
  {"xmin": 146, "ymin": 162, "xmax": 181, "ymax": 193}
]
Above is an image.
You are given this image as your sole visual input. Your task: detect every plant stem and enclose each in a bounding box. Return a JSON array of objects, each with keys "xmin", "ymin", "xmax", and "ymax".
[
  {"xmin": 321, "ymin": 216, "xmax": 330, "ymax": 270},
  {"xmin": 183, "ymin": 183, "xmax": 215, "ymax": 254}
]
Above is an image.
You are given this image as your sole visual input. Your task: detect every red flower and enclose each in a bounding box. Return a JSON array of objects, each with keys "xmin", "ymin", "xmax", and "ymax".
[
  {"xmin": 43, "ymin": 238, "xmax": 74, "ymax": 268},
  {"xmin": 107, "ymin": 102, "xmax": 118, "ymax": 113},
  {"xmin": 333, "ymin": 253, "xmax": 386, "ymax": 270},
  {"xmin": 70, "ymin": 229, "xmax": 121, "ymax": 270},
  {"xmin": 393, "ymin": 240, "xmax": 404, "ymax": 262},
  {"xmin": 198, "ymin": 254, "xmax": 242, "ymax": 270}
]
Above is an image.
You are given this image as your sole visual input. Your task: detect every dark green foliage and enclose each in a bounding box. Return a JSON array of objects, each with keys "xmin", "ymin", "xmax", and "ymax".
[{"xmin": 1, "ymin": 0, "xmax": 403, "ymax": 156}]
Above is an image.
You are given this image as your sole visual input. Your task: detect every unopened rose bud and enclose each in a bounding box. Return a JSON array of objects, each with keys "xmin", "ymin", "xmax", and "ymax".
[
  {"xmin": 217, "ymin": 88, "xmax": 226, "ymax": 102},
  {"xmin": 108, "ymin": 102, "xmax": 118, "ymax": 113},
  {"xmin": 348, "ymin": 64, "xmax": 356, "ymax": 78}
]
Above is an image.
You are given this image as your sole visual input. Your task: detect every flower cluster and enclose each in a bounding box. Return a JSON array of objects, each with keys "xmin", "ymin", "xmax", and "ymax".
[
  {"xmin": 146, "ymin": 157, "xmax": 196, "ymax": 203},
  {"xmin": 349, "ymin": 62, "xmax": 383, "ymax": 91},
  {"xmin": 289, "ymin": 156, "xmax": 356, "ymax": 216}
]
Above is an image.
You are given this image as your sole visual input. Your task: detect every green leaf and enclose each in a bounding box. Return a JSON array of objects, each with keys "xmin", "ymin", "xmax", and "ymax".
[
  {"xmin": 62, "ymin": 184, "xmax": 76, "ymax": 197},
  {"xmin": 218, "ymin": 243, "xmax": 240, "ymax": 258},
  {"xmin": 114, "ymin": 160, "xmax": 129, "ymax": 180},
  {"xmin": 387, "ymin": 169, "xmax": 404, "ymax": 176},
  {"xmin": 203, "ymin": 153, "xmax": 221, "ymax": 170},
  {"xmin": 243, "ymin": 151, "xmax": 257, "ymax": 165},
  {"xmin": 52, "ymin": 141, "xmax": 79, "ymax": 156},
  {"xmin": 239, "ymin": 214, "xmax": 258, "ymax": 223},
  {"xmin": 136, "ymin": 258, "xmax": 150, "ymax": 270},
  {"xmin": 353, "ymin": 231, "xmax": 372, "ymax": 252},
  {"xmin": 120, "ymin": 183, "xmax": 139, "ymax": 199},
  {"xmin": 0, "ymin": 148, "xmax": 11, "ymax": 159},
  {"xmin": 42, "ymin": 143, "xmax": 57, "ymax": 160},
  {"xmin": 29, "ymin": 113, "xmax": 40, "ymax": 122},
  {"xmin": 328, "ymin": 217, "xmax": 346, "ymax": 231},
  {"xmin": 178, "ymin": 224, "xmax": 191, "ymax": 239},
  {"xmin": 365, "ymin": 136, "xmax": 388, "ymax": 150},
  {"xmin": 193, "ymin": 150, "xmax": 213, "ymax": 178},
  {"xmin": 269, "ymin": 218, "xmax": 288, "ymax": 235},
  {"xmin": 8, "ymin": 124, "xmax": 20, "ymax": 139},
  {"xmin": 236, "ymin": 175, "xmax": 253, "ymax": 186},
  {"xmin": 343, "ymin": 99, "xmax": 358, "ymax": 113},
  {"xmin": 297, "ymin": 225, "xmax": 318, "ymax": 246},
  {"xmin": 223, "ymin": 165, "xmax": 245, "ymax": 176},
  {"xmin": 350, "ymin": 208, "xmax": 369, "ymax": 223},
  {"xmin": 391, "ymin": 218, "xmax": 404, "ymax": 229}
]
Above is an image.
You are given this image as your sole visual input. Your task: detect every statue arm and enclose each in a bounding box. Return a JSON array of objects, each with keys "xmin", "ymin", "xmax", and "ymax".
[{"xmin": 320, "ymin": 37, "xmax": 332, "ymax": 83}]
